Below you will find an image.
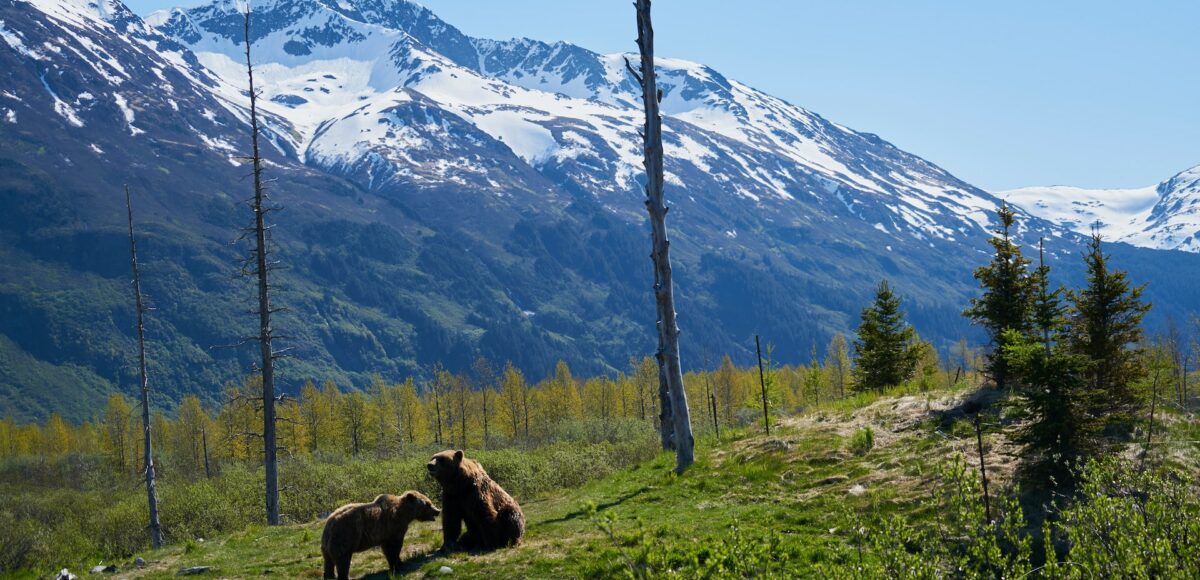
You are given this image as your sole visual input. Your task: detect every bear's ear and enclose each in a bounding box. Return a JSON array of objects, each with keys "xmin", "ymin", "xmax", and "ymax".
[{"xmin": 453, "ymin": 450, "xmax": 463, "ymax": 463}]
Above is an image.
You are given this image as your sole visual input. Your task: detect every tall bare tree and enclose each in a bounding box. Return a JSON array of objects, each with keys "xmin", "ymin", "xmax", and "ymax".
[
  {"xmin": 241, "ymin": 6, "xmax": 281, "ymax": 526},
  {"xmin": 473, "ymin": 357, "xmax": 496, "ymax": 448},
  {"xmin": 627, "ymin": 0, "xmax": 694, "ymax": 472},
  {"xmin": 125, "ymin": 187, "xmax": 163, "ymax": 548}
]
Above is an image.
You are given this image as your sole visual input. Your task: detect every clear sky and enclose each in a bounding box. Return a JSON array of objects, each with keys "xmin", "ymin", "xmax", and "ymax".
[{"xmin": 130, "ymin": 0, "xmax": 1200, "ymax": 191}]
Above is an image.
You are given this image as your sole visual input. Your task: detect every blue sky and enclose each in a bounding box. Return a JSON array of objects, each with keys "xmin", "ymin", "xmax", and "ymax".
[{"xmin": 130, "ymin": 0, "xmax": 1200, "ymax": 191}]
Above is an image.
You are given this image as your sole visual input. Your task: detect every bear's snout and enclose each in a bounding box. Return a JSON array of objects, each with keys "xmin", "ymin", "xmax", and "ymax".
[{"xmin": 421, "ymin": 505, "xmax": 441, "ymax": 522}]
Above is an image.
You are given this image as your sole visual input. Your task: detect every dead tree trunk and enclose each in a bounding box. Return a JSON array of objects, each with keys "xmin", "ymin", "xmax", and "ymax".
[
  {"xmin": 702, "ymin": 360, "xmax": 719, "ymax": 438},
  {"xmin": 126, "ymin": 187, "xmax": 163, "ymax": 549},
  {"xmin": 756, "ymin": 335, "xmax": 770, "ymax": 435},
  {"xmin": 1038, "ymin": 239, "xmax": 1052, "ymax": 357},
  {"xmin": 242, "ymin": 7, "xmax": 280, "ymax": 526},
  {"xmin": 481, "ymin": 386, "xmax": 490, "ymax": 449},
  {"xmin": 202, "ymin": 427, "xmax": 212, "ymax": 479},
  {"xmin": 629, "ymin": 0, "xmax": 694, "ymax": 473},
  {"xmin": 966, "ymin": 404, "xmax": 992, "ymax": 524},
  {"xmin": 1141, "ymin": 364, "xmax": 1162, "ymax": 472},
  {"xmin": 657, "ymin": 362, "xmax": 673, "ymax": 449},
  {"xmin": 433, "ymin": 385, "xmax": 444, "ymax": 446}
]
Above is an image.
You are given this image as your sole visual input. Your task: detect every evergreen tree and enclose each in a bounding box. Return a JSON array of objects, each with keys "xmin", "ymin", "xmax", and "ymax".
[
  {"xmin": 1067, "ymin": 231, "xmax": 1151, "ymax": 422},
  {"xmin": 1004, "ymin": 239, "xmax": 1092, "ymax": 474},
  {"xmin": 965, "ymin": 204, "xmax": 1035, "ymax": 390},
  {"xmin": 854, "ymin": 280, "xmax": 919, "ymax": 392}
]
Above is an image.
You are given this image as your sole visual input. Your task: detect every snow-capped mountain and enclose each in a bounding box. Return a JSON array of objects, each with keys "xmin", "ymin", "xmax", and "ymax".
[
  {"xmin": 5, "ymin": 0, "xmax": 1200, "ymax": 419},
  {"xmin": 1002, "ymin": 164, "xmax": 1200, "ymax": 252},
  {"xmin": 150, "ymin": 0, "xmax": 1012, "ymax": 245}
]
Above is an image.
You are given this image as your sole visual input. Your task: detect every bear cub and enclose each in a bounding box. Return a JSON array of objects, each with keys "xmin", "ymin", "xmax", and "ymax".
[
  {"xmin": 427, "ymin": 449, "xmax": 525, "ymax": 551},
  {"xmin": 321, "ymin": 490, "xmax": 441, "ymax": 580}
]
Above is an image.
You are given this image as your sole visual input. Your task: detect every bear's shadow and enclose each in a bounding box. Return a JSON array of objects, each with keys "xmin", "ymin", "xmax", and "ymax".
[{"xmin": 358, "ymin": 550, "xmax": 440, "ymax": 579}]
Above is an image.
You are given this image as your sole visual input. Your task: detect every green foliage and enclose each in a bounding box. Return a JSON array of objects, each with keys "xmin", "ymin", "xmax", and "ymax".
[
  {"xmin": 587, "ymin": 505, "xmax": 796, "ymax": 579},
  {"xmin": 849, "ymin": 426, "xmax": 874, "ymax": 456},
  {"xmin": 853, "ymin": 280, "xmax": 919, "ymax": 391},
  {"xmin": 1045, "ymin": 457, "xmax": 1200, "ymax": 577},
  {"xmin": 837, "ymin": 454, "xmax": 1033, "ymax": 578},
  {"xmin": 964, "ymin": 203, "xmax": 1035, "ymax": 390},
  {"xmin": 1067, "ymin": 232, "xmax": 1151, "ymax": 423},
  {"xmin": 1004, "ymin": 329, "xmax": 1093, "ymax": 475},
  {"xmin": 0, "ymin": 436, "xmax": 658, "ymax": 573}
]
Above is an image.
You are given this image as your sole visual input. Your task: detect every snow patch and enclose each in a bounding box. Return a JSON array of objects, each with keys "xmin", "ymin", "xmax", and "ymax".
[
  {"xmin": 112, "ymin": 93, "xmax": 144, "ymax": 135},
  {"xmin": 0, "ymin": 20, "xmax": 42, "ymax": 60},
  {"xmin": 471, "ymin": 110, "xmax": 558, "ymax": 165},
  {"xmin": 39, "ymin": 73, "xmax": 83, "ymax": 127}
]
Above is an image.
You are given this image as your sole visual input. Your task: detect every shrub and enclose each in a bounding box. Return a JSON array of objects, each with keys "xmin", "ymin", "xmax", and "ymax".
[{"xmin": 849, "ymin": 427, "xmax": 874, "ymax": 456}]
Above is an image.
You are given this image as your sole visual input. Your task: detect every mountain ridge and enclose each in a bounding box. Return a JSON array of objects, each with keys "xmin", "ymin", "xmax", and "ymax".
[
  {"xmin": 3, "ymin": 0, "xmax": 1200, "ymax": 422},
  {"xmin": 1001, "ymin": 164, "xmax": 1200, "ymax": 252}
]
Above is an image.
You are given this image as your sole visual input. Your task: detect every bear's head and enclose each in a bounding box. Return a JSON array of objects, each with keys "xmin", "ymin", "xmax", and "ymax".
[
  {"xmin": 401, "ymin": 491, "xmax": 441, "ymax": 522},
  {"xmin": 426, "ymin": 449, "xmax": 465, "ymax": 484}
]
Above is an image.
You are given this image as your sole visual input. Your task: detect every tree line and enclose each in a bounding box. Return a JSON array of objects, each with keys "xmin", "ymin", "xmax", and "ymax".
[{"xmin": 0, "ymin": 342, "xmax": 982, "ymax": 470}]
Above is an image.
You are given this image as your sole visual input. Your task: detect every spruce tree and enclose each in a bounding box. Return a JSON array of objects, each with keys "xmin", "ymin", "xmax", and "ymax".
[
  {"xmin": 965, "ymin": 204, "xmax": 1035, "ymax": 390},
  {"xmin": 1005, "ymin": 238, "xmax": 1091, "ymax": 474},
  {"xmin": 1068, "ymin": 231, "xmax": 1150, "ymax": 422},
  {"xmin": 853, "ymin": 280, "xmax": 919, "ymax": 392}
]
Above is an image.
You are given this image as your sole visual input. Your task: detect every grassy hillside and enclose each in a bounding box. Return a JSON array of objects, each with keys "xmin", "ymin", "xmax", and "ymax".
[{"xmin": 14, "ymin": 385, "xmax": 1183, "ymax": 579}]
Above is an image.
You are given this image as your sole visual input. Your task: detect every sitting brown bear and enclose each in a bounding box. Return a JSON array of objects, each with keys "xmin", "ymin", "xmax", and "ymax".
[
  {"xmin": 321, "ymin": 491, "xmax": 441, "ymax": 580},
  {"xmin": 427, "ymin": 450, "xmax": 525, "ymax": 551}
]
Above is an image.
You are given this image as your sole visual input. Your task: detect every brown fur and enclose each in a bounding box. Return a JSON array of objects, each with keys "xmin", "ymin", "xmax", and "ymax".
[
  {"xmin": 320, "ymin": 491, "xmax": 440, "ymax": 580},
  {"xmin": 426, "ymin": 449, "xmax": 525, "ymax": 551}
]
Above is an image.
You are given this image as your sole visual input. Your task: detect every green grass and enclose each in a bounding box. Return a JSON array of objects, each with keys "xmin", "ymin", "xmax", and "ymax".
[
  {"xmin": 104, "ymin": 399, "xmax": 964, "ymax": 578},
  {"xmin": 20, "ymin": 386, "xmax": 1195, "ymax": 578}
]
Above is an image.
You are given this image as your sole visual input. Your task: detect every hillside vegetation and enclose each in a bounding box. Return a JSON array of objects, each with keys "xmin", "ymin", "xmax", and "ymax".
[{"xmin": 4, "ymin": 380, "xmax": 1197, "ymax": 578}]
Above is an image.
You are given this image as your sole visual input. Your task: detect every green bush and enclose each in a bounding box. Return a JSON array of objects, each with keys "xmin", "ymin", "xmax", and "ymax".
[{"xmin": 849, "ymin": 427, "xmax": 874, "ymax": 456}]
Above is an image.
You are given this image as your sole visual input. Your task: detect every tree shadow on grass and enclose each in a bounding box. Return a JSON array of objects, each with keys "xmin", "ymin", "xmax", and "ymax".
[{"xmin": 541, "ymin": 485, "xmax": 651, "ymax": 524}]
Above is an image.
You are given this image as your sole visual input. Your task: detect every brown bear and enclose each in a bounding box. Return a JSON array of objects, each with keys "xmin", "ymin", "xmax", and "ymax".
[
  {"xmin": 320, "ymin": 491, "xmax": 441, "ymax": 580},
  {"xmin": 426, "ymin": 449, "xmax": 525, "ymax": 551}
]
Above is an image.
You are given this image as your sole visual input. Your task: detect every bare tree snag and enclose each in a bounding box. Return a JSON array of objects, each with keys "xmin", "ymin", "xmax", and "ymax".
[
  {"xmin": 202, "ymin": 427, "xmax": 212, "ymax": 479},
  {"xmin": 630, "ymin": 0, "xmax": 694, "ymax": 472},
  {"xmin": 964, "ymin": 401, "xmax": 991, "ymax": 524},
  {"xmin": 657, "ymin": 361, "xmax": 673, "ymax": 450},
  {"xmin": 1141, "ymin": 358, "xmax": 1163, "ymax": 473},
  {"xmin": 756, "ymin": 335, "xmax": 770, "ymax": 435},
  {"xmin": 126, "ymin": 186, "xmax": 163, "ymax": 549},
  {"xmin": 242, "ymin": 7, "xmax": 280, "ymax": 526}
]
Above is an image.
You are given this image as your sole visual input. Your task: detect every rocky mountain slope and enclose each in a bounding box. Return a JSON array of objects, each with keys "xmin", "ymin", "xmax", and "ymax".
[{"xmin": 2, "ymin": 0, "xmax": 1199, "ymax": 420}]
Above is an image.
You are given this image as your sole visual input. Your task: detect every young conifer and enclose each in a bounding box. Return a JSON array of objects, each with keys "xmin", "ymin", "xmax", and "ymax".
[
  {"xmin": 964, "ymin": 204, "xmax": 1035, "ymax": 390},
  {"xmin": 853, "ymin": 280, "xmax": 919, "ymax": 392}
]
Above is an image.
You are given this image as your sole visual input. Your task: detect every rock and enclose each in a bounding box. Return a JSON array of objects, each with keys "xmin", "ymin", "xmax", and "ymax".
[
  {"xmin": 848, "ymin": 484, "xmax": 867, "ymax": 496},
  {"xmin": 438, "ymin": 565, "xmax": 453, "ymax": 575},
  {"xmin": 817, "ymin": 474, "xmax": 849, "ymax": 486},
  {"xmin": 55, "ymin": 569, "xmax": 76, "ymax": 580},
  {"xmin": 134, "ymin": 557, "xmax": 147, "ymax": 568},
  {"xmin": 90, "ymin": 564, "xmax": 118, "ymax": 573},
  {"xmin": 176, "ymin": 566, "xmax": 211, "ymax": 576},
  {"xmin": 317, "ymin": 511, "xmax": 331, "ymax": 520}
]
